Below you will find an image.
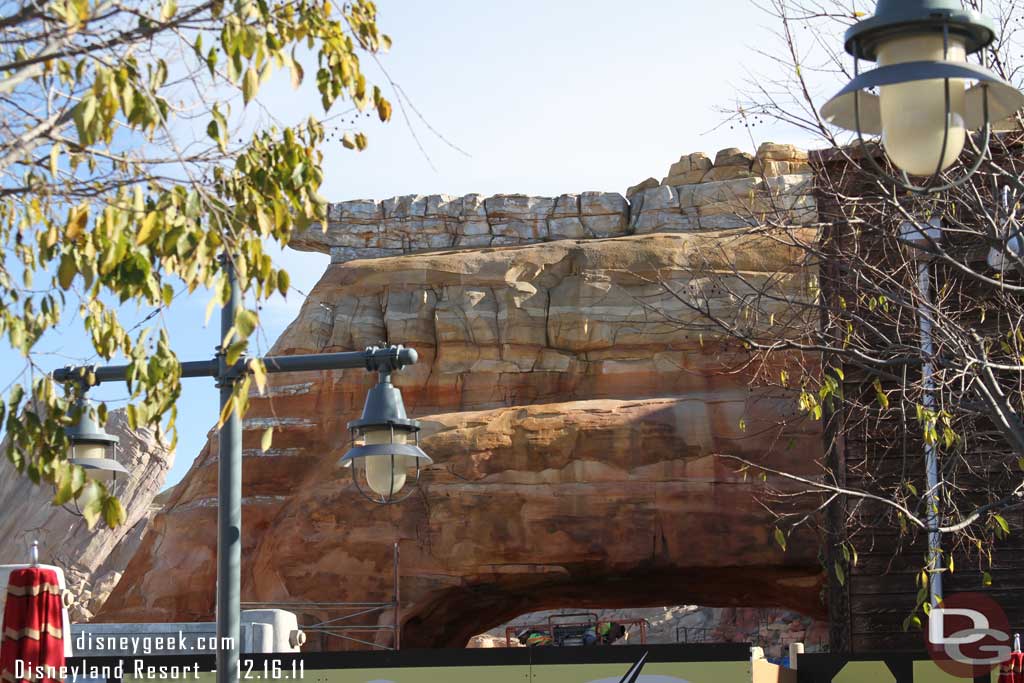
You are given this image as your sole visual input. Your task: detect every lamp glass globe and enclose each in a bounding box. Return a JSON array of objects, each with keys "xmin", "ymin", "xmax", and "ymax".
[
  {"xmin": 878, "ymin": 33, "xmax": 967, "ymax": 176},
  {"xmin": 361, "ymin": 428, "xmax": 412, "ymax": 497},
  {"xmin": 74, "ymin": 442, "xmax": 116, "ymax": 482}
]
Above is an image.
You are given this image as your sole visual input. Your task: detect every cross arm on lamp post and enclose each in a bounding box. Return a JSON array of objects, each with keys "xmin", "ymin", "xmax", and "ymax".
[
  {"xmin": 51, "ymin": 345, "xmax": 419, "ymax": 385},
  {"xmin": 50, "ymin": 256, "xmax": 424, "ymax": 683}
]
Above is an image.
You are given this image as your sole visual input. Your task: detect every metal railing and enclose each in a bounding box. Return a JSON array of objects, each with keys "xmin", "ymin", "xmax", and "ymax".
[{"xmin": 242, "ymin": 542, "xmax": 400, "ymax": 651}]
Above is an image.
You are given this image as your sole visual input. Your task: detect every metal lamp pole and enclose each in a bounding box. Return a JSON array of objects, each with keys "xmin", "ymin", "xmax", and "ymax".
[
  {"xmin": 53, "ymin": 255, "xmax": 420, "ymax": 683},
  {"xmin": 901, "ymin": 219, "xmax": 944, "ymax": 606}
]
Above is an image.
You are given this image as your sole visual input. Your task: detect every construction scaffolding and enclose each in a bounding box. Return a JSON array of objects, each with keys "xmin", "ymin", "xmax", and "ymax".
[{"xmin": 242, "ymin": 542, "xmax": 401, "ymax": 651}]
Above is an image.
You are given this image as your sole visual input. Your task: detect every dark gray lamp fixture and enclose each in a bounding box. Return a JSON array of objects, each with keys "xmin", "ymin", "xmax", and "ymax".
[
  {"xmin": 820, "ymin": 0, "xmax": 1024, "ymax": 193},
  {"xmin": 59, "ymin": 399, "xmax": 127, "ymax": 516},
  {"xmin": 66, "ymin": 400, "xmax": 126, "ymax": 482},
  {"xmin": 339, "ymin": 346, "xmax": 431, "ymax": 504}
]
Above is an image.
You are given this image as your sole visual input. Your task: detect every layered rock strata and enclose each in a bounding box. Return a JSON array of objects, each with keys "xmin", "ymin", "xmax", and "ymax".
[
  {"xmin": 289, "ymin": 143, "xmax": 815, "ymax": 263},
  {"xmin": 100, "ymin": 147, "xmax": 826, "ymax": 649}
]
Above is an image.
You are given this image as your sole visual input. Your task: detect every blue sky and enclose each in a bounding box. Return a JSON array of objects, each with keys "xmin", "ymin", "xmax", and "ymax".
[{"xmin": 3, "ymin": 0, "xmax": 833, "ymax": 490}]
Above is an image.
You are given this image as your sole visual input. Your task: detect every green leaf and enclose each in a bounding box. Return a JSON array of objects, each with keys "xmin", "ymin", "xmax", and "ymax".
[
  {"xmin": 235, "ymin": 309, "xmax": 257, "ymax": 339},
  {"xmin": 261, "ymin": 427, "xmax": 273, "ymax": 452},
  {"xmin": 872, "ymin": 379, "xmax": 889, "ymax": 410},
  {"xmin": 773, "ymin": 527, "xmax": 787, "ymax": 552},
  {"xmin": 70, "ymin": 463, "xmax": 86, "ymax": 494},
  {"xmin": 225, "ymin": 340, "xmax": 247, "ymax": 366},
  {"xmin": 57, "ymin": 254, "xmax": 76, "ymax": 290},
  {"xmin": 242, "ymin": 67, "xmax": 258, "ymax": 104},
  {"xmin": 834, "ymin": 561, "xmax": 845, "ymax": 586},
  {"xmin": 53, "ymin": 470, "xmax": 74, "ymax": 505},
  {"xmin": 72, "ymin": 96, "xmax": 96, "ymax": 144},
  {"xmin": 277, "ymin": 270, "xmax": 290, "ymax": 297},
  {"xmin": 993, "ymin": 513, "xmax": 1010, "ymax": 534},
  {"xmin": 81, "ymin": 482, "xmax": 103, "ymax": 529},
  {"xmin": 102, "ymin": 495, "xmax": 126, "ymax": 528}
]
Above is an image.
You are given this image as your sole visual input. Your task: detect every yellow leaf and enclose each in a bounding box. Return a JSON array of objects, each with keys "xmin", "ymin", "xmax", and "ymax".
[
  {"xmin": 49, "ymin": 143, "xmax": 61, "ymax": 178},
  {"xmin": 160, "ymin": 0, "xmax": 177, "ymax": 21},
  {"xmin": 205, "ymin": 294, "xmax": 219, "ymax": 326},
  {"xmin": 67, "ymin": 204, "xmax": 88, "ymax": 240},
  {"xmin": 216, "ymin": 395, "xmax": 235, "ymax": 429},
  {"xmin": 261, "ymin": 427, "xmax": 273, "ymax": 452},
  {"xmin": 136, "ymin": 212, "xmax": 158, "ymax": 245},
  {"xmin": 250, "ymin": 358, "xmax": 267, "ymax": 395}
]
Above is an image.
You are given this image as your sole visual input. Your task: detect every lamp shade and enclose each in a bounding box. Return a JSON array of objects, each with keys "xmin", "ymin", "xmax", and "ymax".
[
  {"xmin": 339, "ymin": 373, "xmax": 431, "ymax": 503},
  {"xmin": 820, "ymin": 0, "xmax": 1024, "ymax": 180},
  {"xmin": 65, "ymin": 403, "xmax": 125, "ymax": 483},
  {"xmin": 843, "ymin": 0, "xmax": 996, "ymax": 61}
]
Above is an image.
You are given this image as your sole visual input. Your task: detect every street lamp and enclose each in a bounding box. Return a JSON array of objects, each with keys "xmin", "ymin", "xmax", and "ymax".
[
  {"xmin": 820, "ymin": 0, "xmax": 1024, "ymax": 192},
  {"xmin": 65, "ymin": 400, "xmax": 126, "ymax": 483},
  {"xmin": 57, "ymin": 399, "xmax": 129, "ymax": 517},
  {"xmin": 340, "ymin": 356, "xmax": 431, "ymax": 504},
  {"xmin": 52, "ymin": 255, "xmax": 426, "ymax": 683}
]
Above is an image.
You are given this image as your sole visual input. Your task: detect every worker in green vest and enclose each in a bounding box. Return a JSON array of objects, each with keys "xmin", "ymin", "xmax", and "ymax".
[
  {"xmin": 516, "ymin": 628, "xmax": 552, "ymax": 647},
  {"xmin": 598, "ymin": 622, "xmax": 627, "ymax": 645}
]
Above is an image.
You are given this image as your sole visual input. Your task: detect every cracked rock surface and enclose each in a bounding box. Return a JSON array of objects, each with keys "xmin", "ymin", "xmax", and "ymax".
[{"xmin": 100, "ymin": 148, "xmax": 827, "ymax": 649}]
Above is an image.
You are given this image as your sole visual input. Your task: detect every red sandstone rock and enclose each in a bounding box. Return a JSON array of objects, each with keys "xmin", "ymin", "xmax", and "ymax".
[{"xmin": 98, "ymin": 232, "xmax": 825, "ymax": 648}]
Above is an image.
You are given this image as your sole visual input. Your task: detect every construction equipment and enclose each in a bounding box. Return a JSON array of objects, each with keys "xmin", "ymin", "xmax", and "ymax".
[{"xmin": 505, "ymin": 613, "xmax": 648, "ymax": 647}]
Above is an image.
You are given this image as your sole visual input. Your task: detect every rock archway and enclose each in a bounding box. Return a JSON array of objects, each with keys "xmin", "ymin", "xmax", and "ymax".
[
  {"xmin": 247, "ymin": 397, "xmax": 826, "ymax": 649},
  {"xmin": 98, "ymin": 184, "xmax": 828, "ymax": 648}
]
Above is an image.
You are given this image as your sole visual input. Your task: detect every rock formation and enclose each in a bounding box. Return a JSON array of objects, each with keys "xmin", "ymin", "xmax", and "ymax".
[
  {"xmin": 288, "ymin": 141, "xmax": 814, "ymax": 263},
  {"xmin": 0, "ymin": 410, "xmax": 173, "ymax": 621},
  {"xmin": 99, "ymin": 146, "xmax": 827, "ymax": 649}
]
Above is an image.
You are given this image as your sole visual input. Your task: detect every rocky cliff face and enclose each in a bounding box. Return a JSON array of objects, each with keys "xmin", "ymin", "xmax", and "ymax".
[
  {"xmin": 99, "ymin": 145, "xmax": 826, "ymax": 649},
  {"xmin": 288, "ymin": 142, "xmax": 814, "ymax": 263},
  {"xmin": 0, "ymin": 410, "xmax": 172, "ymax": 621}
]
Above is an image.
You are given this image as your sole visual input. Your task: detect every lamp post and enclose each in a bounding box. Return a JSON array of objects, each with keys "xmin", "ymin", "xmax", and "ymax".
[
  {"xmin": 821, "ymin": 0, "xmax": 1024, "ymax": 606},
  {"xmin": 900, "ymin": 218, "xmax": 944, "ymax": 607},
  {"xmin": 820, "ymin": 0, "xmax": 1024, "ymax": 193},
  {"xmin": 53, "ymin": 254, "xmax": 427, "ymax": 683}
]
